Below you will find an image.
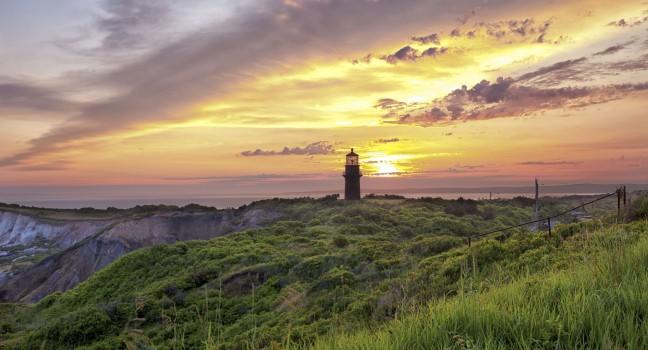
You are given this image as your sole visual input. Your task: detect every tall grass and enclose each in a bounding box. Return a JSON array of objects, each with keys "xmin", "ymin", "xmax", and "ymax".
[{"xmin": 312, "ymin": 223, "xmax": 648, "ymax": 350}]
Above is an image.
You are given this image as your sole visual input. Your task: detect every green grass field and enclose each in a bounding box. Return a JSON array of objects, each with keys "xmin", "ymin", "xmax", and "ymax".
[{"xmin": 312, "ymin": 221, "xmax": 648, "ymax": 350}]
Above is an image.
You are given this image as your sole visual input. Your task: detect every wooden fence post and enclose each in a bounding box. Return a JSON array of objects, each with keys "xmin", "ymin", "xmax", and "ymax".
[
  {"xmin": 623, "ymin": 186, "xmax": 627, "ymax": 222},
  {"xmin": 468, "ymin": 237, "xmax": 472, "ymax": 247},
  {"xmin": 547, "ymin": 217, "xmax": 551, "ymax": 236},
  {"xmin": 617, "ymin": 188, "xmax": 621, "ymax": 223}
]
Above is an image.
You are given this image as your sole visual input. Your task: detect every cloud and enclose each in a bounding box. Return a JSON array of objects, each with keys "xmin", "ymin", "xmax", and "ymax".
[
  {"xmin": 607, "ymin": 17, "xmax": 648, "ymax": 27},
  {"xmin": 96, "ymin": 0, "xmax": 171, "ymax": 51},
  {"xmin": 411, "ymin": 33, "xmax": 440, "ymax": 45},
  {"xmin": 416, "ymin": 18, "xmax": 554, "ymax": 44},
  {"xmin": 516, "ymin": 57, "xmax": 588, "ymax": 83},
  {"xmin": 240, "ymin": 141, "xmax": 335, "ymax": 157},
  {"xmin": 378, "ymin": 33, "xmax": 648, "ymax": 127},
  {"xmin": 517, "ymin": 160, "xmax": 582, "ymax": 166},
  {"xmin": 375, "ymin": 138, "xmax": 400, "ymax": 143},
  {"xmin": 374, "ymin": 98, "xmax": 410, "ymax": 110},
  {"xmin": 0, "ymin": 80, "xmax": 78, "ymax": 115},
  {"xmin": 361, "ymin": 17, "xmax": 555, "ymax": 65},
  {"xmin": 2, "ymin": 0, "xmax": 488, "ymax": 167},
  {"xmin": 162, "ymin": 172, "xmax": 327, "ymax": 182},
  {"xmin": 382, "ymin": 46, "xmax": 419, "ymax": 64},
  {"xmin": 472, "ymin": 18, "xmax": 553, "ymax": 43},
  {"xmin": 593, "ymin": 44, "xmax": 627, "ymax": 56},
  {"xmin": 13, "ymin": 160, "xmax": 72, "ymax": 172},
  {"xmin": 607, "ymin": 53, "xmax": 648, "ymax": 72},
  {"xmin": 381, "ymin": 77, "xmax": 648, "ymax": 127},
  {"xmin": 421, "ymin": 47, "xmax": 448, "ymax": 57}
]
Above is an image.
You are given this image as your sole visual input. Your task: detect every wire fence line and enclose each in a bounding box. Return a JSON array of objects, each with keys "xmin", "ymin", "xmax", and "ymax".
[{"xmin": 466, "ymin": 187, "xmax": 627, "ymax": 246}]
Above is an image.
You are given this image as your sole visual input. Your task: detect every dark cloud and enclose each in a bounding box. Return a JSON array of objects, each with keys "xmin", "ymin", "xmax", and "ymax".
[
  {"xmin": 352, "ymin": 54, "xmax": 372, "ymax": 65},
  {"xmin": 240, "ymin": 141, "xmax": 335, "ymax": 157},
  {"xmin": 512, "ymin": 42, "xmax": 648, "ymax": 87},
  {"xmin": 374, "ymin": 98, "xmax": 410, "ymax": 110},
  {"xmin": 593, "ymin": 44, "xmax": 627, "ymax": 56},
  {"xmin": 517, "ymin": 161, "xmax": 582, "ymax": 166},
  {"xmin": 421, "ymin": 47, "xmax": 448, "ymax": 57},
  {"xmin": 0, "ymin": 81, "xmax": 78, "ymax": 115},
  {"xmin": 607, "ymin": 53, "xmax": 648, "ymax": 72},
  {"xmin": 607, "ymin": 17, "xmax": 648, "ymax": 27},
  {"xmin": 516, "ymin": 57, "xmax": 588, "ymax": 82},
  {"xmin": 375, "ymin": 138, "xmax": 400, "ymax": 143},
  {"xmin": 381, "ymin": 45, "xmax": 449, "ymax": 64},
  {"xmin": 411, "ymin": 33, "xmax": 440, "ymax": 45},
  {"xmin": 476, "ymin": 18, "xmax": 552, "ymax": 42},
  {"xmin": 381, "ymin": 77, "xmax": 648, "ymax": 127},
  {"xmin": 382, "ymin": 46, "xmax": 419, "ymax": 64},
  {"xmin": 362, "ymin": 17, "xmax": 554, "ymax": 66}
]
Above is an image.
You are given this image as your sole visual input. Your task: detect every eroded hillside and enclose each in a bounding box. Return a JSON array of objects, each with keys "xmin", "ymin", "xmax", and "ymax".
[{"xmin": 0, "ymin": 203, "xmax": 283, "ymax": 303}]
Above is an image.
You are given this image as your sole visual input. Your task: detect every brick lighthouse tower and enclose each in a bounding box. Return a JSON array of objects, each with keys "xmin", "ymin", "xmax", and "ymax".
[{"xmin": 343, "ymin": 148, "xmax": 362, "ymax": 200}]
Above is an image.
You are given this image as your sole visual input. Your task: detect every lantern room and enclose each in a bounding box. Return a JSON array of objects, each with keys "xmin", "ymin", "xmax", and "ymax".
[{"xmin": 346, "ymin": 148, "xmax": 359, "ymax": 165}]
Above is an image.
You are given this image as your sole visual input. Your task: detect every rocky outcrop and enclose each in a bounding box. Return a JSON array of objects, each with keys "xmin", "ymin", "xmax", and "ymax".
[
  {"xmin": 0, "ymin": 211, "xmax": 109, "ymax": 248},
  {"xmin": 0, "ymin": 208, "xmax": 281, "ymax": 303}
]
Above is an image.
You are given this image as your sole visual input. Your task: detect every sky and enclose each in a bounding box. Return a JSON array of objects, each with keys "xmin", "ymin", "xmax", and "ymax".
[{"xmin": 1, "ymin": 0, "xmax": 648, "ymax": 205}]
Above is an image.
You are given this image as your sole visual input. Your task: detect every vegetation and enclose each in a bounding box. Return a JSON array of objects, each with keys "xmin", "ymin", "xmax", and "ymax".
[
  {"xmin": 0, "ymin": 194, "xmax": 643, "ymax": 350},
  {"xmin": 313, "ymin": 220, "xmax": 648, "ymax": 350}
]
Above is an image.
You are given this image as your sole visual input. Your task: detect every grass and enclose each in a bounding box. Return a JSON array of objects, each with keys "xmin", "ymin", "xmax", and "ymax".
[{"xmin": 312, "ymin": 221, "xmax": 648, "ymax": 350}]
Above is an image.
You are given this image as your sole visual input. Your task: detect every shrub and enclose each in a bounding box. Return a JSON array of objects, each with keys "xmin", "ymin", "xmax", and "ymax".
[
  {"xmin": 332, "ymin": 236, "xmax": 350, "ymax": 248},
  {"xmin": 31, "ymin": 306, "xmax": 117, "ymax": 348},
  {"xmin": 480, "ymin": 205, "xmax": 496, "ymax": 220},
  {"xmin": 444, "ymin": 198, "xmax": 479, "ymax": 217},
  {"xmin": 407, "ymin": 236, "xmax": 463, "ymax": 256},
  {"xmin": 313, "ymin": 267, "xmax": 356, "ymax": 290},
  {"xmin": 629, "ymin": 193, "xmax": 648, "ymax": 221},
  {"xmin": 291, "ymin": 255, "xmax": 345, "ymax": 280}
]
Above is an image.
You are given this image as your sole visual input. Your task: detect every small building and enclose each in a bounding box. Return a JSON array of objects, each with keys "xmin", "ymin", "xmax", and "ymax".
[{"xmin": 343, "ymin": 148, "xmax": 362, "ymax": 200}]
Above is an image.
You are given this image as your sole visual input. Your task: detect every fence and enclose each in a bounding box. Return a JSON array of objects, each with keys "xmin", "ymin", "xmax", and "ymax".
[{"xmin": 466, "ymin": 186, "xmax": 628, "ymax": 247}]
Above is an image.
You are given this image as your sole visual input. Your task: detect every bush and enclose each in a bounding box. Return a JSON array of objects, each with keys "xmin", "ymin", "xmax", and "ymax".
[
  {"xmin": 332, "ymin": 236, "xmax": 350, "ymax": 248},
  {"xmin": 314, "ymin": 267, "xmax": 356, "ymax": 290},
  {"xmin": 407, "ymin": 236, "xmax": 463, "ymax": 256},
  {"xmin": 31, "ymin": 306, "xmax": 117, "ymax": 348},
  {"xmin": 444, "ymin": 198, "xmax": 479, "ymax": 217},
  {"xmin": 480, "ymin": 205, "xmax": 496, "ymax": 220},
  {"xmin": 629, "ymin": 193, "xmax": 648, "ymax": 221}
]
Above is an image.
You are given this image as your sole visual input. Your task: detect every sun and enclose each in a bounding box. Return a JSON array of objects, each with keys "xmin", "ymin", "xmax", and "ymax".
[
  {"xmin": 364, "ymin": 152, "xmax": 412, "ymax": 177},
  {"xmin": 373, "ymin": 161, "xmax": 400, "ymax": 176}
]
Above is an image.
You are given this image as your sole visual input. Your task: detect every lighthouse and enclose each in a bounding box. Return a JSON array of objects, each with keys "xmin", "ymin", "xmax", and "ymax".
[{"xmin": 343, "ymin": 148, "xmax": 362, "ymax": 200}]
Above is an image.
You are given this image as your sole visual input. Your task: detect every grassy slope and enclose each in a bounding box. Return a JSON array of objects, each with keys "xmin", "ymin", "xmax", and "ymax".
[
  {"xmin": 313, "ymin": 220, "xmax": 648, "ymax": 350},
  {"xmin": 0, "ymin": 195, "xmax": 639, "ymax": 350}
]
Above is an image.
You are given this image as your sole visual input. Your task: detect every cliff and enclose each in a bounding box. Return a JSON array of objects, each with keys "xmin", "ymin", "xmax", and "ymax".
[{"xmin": 0, "ymin": 206, "xmax": 280, "ymax": 302}]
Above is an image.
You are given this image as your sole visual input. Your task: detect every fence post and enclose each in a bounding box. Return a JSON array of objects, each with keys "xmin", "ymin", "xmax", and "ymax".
[
  {"xmin": 617, "ymin": 188, "xmax": 621, "ymax": 223},
  {"xmin": 623, "ymin": 186, "xmax": 627, "ymax": 222},
  {"xmin": 547, "ymin": 217, "xmax": 551, "ymax": 236},
  {"xmin": 468, "ymin": 237, "xmax": 472, "ymax": 247}
]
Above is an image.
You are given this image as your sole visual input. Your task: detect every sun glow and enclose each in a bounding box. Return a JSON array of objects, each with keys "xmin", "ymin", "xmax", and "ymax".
[{"xmin": 364, "ymin": 152, "xmax": 418, "ymax": 177}]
